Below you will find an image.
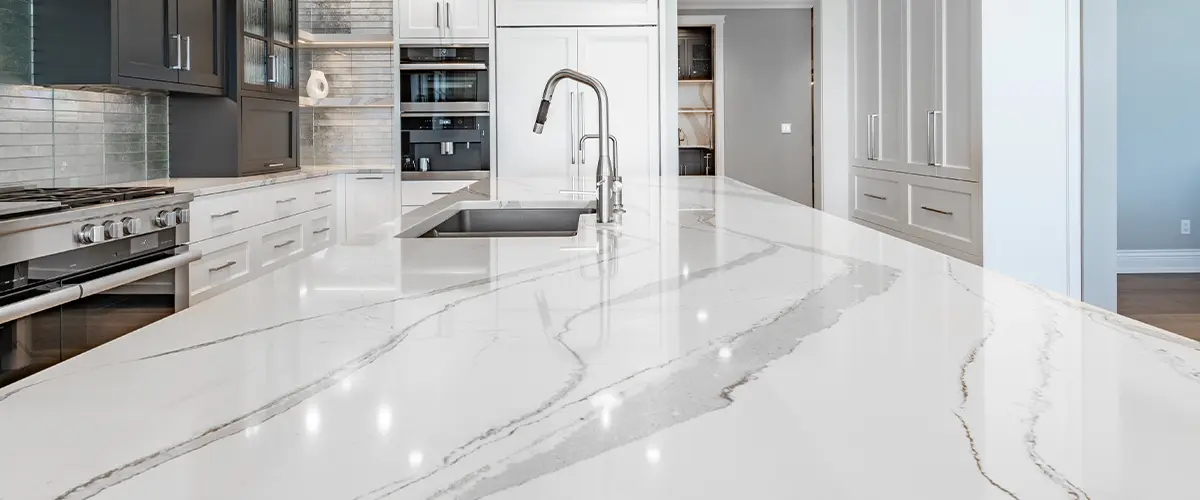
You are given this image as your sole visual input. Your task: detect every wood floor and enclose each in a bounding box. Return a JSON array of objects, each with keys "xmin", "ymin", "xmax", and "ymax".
[{"xmin": 1118, "ymin": 274, "xmax": 1200, "ymax": 341}]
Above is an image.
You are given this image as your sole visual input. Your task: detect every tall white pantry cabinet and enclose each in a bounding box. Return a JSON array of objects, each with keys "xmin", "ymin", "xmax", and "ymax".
[
  {"xmin": 850, "ymin": 0, "xmax": 983, "ymax": 262},
  {"xmin": 495, "ymin": 2, "xmax": 661, "ymax": 185}
]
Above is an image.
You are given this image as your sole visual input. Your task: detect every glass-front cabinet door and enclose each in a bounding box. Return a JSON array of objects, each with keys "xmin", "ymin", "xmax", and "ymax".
[{"xmin": 243, "ymin": 0, "xmax": 297, "ymax": 95}]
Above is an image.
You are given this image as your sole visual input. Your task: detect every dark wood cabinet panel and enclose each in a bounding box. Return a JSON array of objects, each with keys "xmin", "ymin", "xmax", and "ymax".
[
  {"xmin": 177, "ymin": 0, "xmax": 224, "ymax": 88},
  {"xmin": 34, "ymin": 0, "xmax": 222, "ymax": 94},
  {"xmin": 116, "ymin": 0, "xmax": 179, "ymax": 83},
  {"xmin": 240, "ymin": 97, "xmax": 299, "ymax": 174}
]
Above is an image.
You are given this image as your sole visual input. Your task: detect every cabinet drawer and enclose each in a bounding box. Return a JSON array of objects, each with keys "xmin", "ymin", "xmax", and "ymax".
[
  {"xmin": 264, "ymin": 182, "xmax": 313, "ymax": 220},
  {"xmin": 190, "ymin": 234, "xmax": 253, "ymax": 299},
  {"xmin": 401, "ymin": 180, "xmax": 473, "ymax": 207},
  {"xmin": 260, "ymin": 221, "xmax": 306, "ymax": 269},
  {"xmin": 190, "ymin": 190, "xmax": 262, "ymax": 242},
  {"xmin": 906, "ymin": 177, "xmax": 980, "ymax": 254},
  {"xmin": 852, "ymin": 168, "xmax": 903, "ymax": 227},
  {"xmin": 306, "ymin": 207, "xmax": 335, "ymax": 250},
  {"xmin": 309, "ymin": 177, "xmax": 337, "ymax": 209}
]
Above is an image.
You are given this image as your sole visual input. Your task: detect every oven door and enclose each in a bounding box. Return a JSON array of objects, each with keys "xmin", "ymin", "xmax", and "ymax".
[
  {"xmin": 399, "ymin": 46, "xmax": 489, "ymax": 114},
  {"xmin": 0, "ymin": 246, "xmax": 201, "ymax": 387}
]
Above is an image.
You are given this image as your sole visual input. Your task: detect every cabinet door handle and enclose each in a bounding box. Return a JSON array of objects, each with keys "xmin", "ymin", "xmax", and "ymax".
[
  {"xmin": 208, "ymin": 261, "xmax": 237, "ymax": 273},
  {"xmin": 276, "ymin": 197, "xmax": 298, "ymax": 204},
  {"xmin": 578, "ymin": 93, "xmax": 586, "ymax": 164},
  {"xmin": 184, "ymin": 35, "xmax": 192, "ymax": 71},
  {"xmin": 920, "ymin": 206, "xmax": 954, "ymax": 216},
  {"xmin": 933, "ymin": 110, "xmax": 943, "ymax": 167},
  {"xmin": 863, "ymin": 193, "xmax": 887, "ymax": 201},
  {"xmin": 266, "ymin": 162, "xmax": 285, "ymax": 168},
  {"xmin": 866, "ymin": 114, "xmax": 874, "ymax": 160},
  {"xmin": 273, "ymin": 239, "xmax": 297, "ymax": 249},
  {"xmin": 211, "ymin": 210, "xmax": 240, "ymax": 219},
  {"xmin": 432, "ymin": 191, "xmax": 457, "ymax": 195},
  {"xmin": 315, "ymin": 189, "xmax": 333, "ymax": 195},
  {"xmin": 568, "ymin": 91, "xmax": 576, "ymax": 165},
  {"xmin": 926, "ymin": 111, "xmax": 936, "ymax": 166},
  {"xmin": 312, "ymin": 227, "xmax": 331, "ymax": 235},
  {"xmin": 357, "ymin": 176, "xmax": 385, "ymax": 180},
  {"xmin": 436, "ymin": 1, "xmax": 441, "ymax": 28},
  {"xmin": 445, "ymin": 1, "xmax": 452, "ymax": 31},
  {"xmin": 268, "ymin": 55, "xmax": 278, "ymax": 83},
  {"xmin": 169, "ymin": 34, "xmax": 183, "ymax": 70}
]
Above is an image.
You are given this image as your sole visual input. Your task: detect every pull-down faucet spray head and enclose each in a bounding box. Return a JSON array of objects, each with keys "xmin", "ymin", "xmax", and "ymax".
[{"xmin": 533, "ymin": 99, "xmax": 552, "ymax": 134}]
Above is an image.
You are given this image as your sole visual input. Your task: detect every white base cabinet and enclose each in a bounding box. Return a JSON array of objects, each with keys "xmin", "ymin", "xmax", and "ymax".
[
  {"xmin": 344, "ymin": 173, "xmax": 396, "ymax": 239},
  {"xmin": 496, "ymin": 0, "xmax": 657, "ymax": 27},
  {"xmin": 852, "ymin": 167, "xmax": 981, "ymax": 259}
]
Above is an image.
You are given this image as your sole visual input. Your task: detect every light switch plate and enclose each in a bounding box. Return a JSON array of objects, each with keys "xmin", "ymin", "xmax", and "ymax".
[{"xmin": 781, "ymin": 123, "xmax": 792, "ymax": 134}]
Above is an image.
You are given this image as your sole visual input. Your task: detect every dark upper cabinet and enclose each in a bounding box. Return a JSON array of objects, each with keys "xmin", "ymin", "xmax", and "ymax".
[
  {"xmin": 237, "ymin": 0, "xmax": 298, "ymax": 101},
  {"xmin": 240, "ymin": 97, "xmax": 299, "ymax": 174},
  {"xmin": 34, "ymin": 0, "xmax": 224, "ymax": 94},
  {"xmin": 170, "ymin": 95, "xmax": 298, "ymax": 177},
  {"xmin": 678, "ymin": 28, "xmax": 713, "ymax": 81}
]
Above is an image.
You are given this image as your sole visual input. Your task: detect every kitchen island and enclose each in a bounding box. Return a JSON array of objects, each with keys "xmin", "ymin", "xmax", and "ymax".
[{"xmin": 1, "ymin": 176, "xmax": 1198, "ymax": 499}]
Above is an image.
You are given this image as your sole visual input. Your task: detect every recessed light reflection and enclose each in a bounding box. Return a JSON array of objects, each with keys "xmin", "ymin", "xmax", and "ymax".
[
  {"xmin": 305, "ymin": 407, "xmax": 321, "ymax": 435},
  {"xmin": 646, "ymin": 447, "xmax": 662, "ymax": 465},
  {"xmin": 377, "ymin": 405, "xmax": 393, "ymax": 435},
  {"xmin": 718, "ymin": 346, "xmax": 732, "ymax": 359},
  {"xmin": 696, "ymin": 310, "xmax": 709, "ymax": 323},
  {"xmin": 408, "ymin": 450, "xmax": 425, "ymax": 468},
  {"xmin": 682, "ymin": 265, "xmax": 690, "ymax": 279},
  {"xmin": 299, "ymin": 285, "xmax": 309, "ymax": 297},
  {"xmin": 590, "ymin": 392, "xmax": 623, "ymax": 430},
  {"xmin": 341, "ymin": 376, "xmax": 354, "ymax": 391},
  {"xmin": 244, "ymin": 425, "xmax": 260, "ymax": 438}
]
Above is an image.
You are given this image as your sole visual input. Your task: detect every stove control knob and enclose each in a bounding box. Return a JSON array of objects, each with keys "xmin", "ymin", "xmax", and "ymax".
[
  {"xmin": 122, "ymin": 217, "xmax": 142, "ymax": 235},
  {"xmin": 173, "ymin": 207, "xmax": 190, "ymax": 224},
  {"xmin": 154, "ymin": 210, "xmax": 177, "ymax": 228},
  {"xmin": 103, "ymin": 220, "xmax": 123, "ymax": 239},
  {"xmin": 76, "ymin": 224, "xmax": 105, "ymax": 244}
]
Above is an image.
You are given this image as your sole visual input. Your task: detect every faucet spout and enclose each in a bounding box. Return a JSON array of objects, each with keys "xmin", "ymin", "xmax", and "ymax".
[{"xmin": 532, "ymin": 68, "xmax": 619, "ymax": 224}]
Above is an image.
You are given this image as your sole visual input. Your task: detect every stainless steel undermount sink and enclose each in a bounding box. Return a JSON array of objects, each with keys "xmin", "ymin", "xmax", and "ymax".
[{"xmin": 399, "ymin": 203, "xmax": 597, "ymax": 238}]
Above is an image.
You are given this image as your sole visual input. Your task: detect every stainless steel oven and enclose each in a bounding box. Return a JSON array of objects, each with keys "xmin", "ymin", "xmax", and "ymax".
[
  {"xmin": 0, "ymin": 188, "xmax": 199, "ymax": 388},
  {"xmin": 399, "ymin": 46, "xmax": 489, "ymax": 114}
]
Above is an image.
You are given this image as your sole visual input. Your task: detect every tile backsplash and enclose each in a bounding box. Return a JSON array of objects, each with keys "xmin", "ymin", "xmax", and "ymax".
[
  {"xmin": 0, "ymin": 86, "xmax": 169, "ymax": 188},
  {"xmin": 300, "ymin": 0, "xmax": 392, "ymax": 35},
  {"xmin": 300, "ymin": 47, "xmax": 394, "ymax": 167},
  {"xmin": 0, "ymin": 0, "xmax": 169, "ymax": 188}
]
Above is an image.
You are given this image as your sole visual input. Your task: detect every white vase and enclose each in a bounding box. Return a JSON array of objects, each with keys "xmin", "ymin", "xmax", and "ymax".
[{"xmin": 306, "ymin": 70, "xmax": 329, "ymax": 100}]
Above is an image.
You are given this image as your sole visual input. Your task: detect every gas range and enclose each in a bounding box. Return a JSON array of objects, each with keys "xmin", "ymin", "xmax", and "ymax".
[
  {"xmin": 0, "ymin": 186, "xmax": 200, "ymax": 387},
  {"xmin": 0, "ymin": 186, "xmax": 194, "ymax": 267}
]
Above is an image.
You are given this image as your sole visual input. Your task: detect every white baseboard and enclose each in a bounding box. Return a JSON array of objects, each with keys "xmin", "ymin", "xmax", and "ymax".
[{"xmin": 1117, "ymin": 249, "xmax": 1200, "ymax": 274}]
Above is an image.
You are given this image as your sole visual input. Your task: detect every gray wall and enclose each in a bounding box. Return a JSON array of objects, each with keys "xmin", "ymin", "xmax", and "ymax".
[
  {"xmin": 680, "ymin": 8, "xmax": 814, "ymax": 205},
  {"xmin": 1117, "ymin": 0, "xmax": 1200, "ymax": 250},
  {"xmin": 0, "ymin": 0, "xmax": 168, "ymax": 187}
]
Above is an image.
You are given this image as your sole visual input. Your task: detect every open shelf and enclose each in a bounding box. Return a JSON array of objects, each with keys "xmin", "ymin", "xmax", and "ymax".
[
  {"xmin": 298, "ymin": 29, "xmax": 394, "ymax": 48},
  {"xmin": 300, "ymin": 96, "xmax": 395, "ymax": 108}
]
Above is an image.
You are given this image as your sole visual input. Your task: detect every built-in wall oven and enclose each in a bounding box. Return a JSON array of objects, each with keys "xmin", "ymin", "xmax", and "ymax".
[
  {"xmin": 399, "ymin": 46, "xmax": 489, "ymax": 114},
  {"xmin": 0, "ymin": 188, "xmax": 199, "ymax": 388},
  {"xmin": 400, "ymin": 45, "xmax": 491, "ymax": 173}
]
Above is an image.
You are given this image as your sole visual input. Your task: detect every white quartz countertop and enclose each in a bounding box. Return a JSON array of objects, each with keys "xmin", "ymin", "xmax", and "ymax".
[
  {"xmin": 120, "ymin": 165, "xmax": 395, "ymax": 197},
  {"xmin": 3, "ymin": 177, "xmax": 1199, "ymax": 499}
]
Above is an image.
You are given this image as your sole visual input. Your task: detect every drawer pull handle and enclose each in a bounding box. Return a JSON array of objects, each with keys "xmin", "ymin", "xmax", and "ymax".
[
  {"xmin": 273, "ymin": 239, "xmax": 297, "ymax": 249},
  {"xmin": 276, "ymin": 197, "xmax": 298, "ymax": 204},
  {"xmin": 432, "ymin": 191, "xmax": 457, "ymax": 195},
  {"xmin": 212, "ymin": 210, "xmax": 240, "ymax": 218},
  {"xmin": 863, "ymin": 193, "xmax": 887, "ymax": 201},
  {"xmin": 266, "ymin": 163, "xmax": 285, "ymax": 168},
  {"xmin": 312, "ymin": 227, "xmax": 331, "ymax": 235},
  {"xmin": 920, "ymin": 206, "xmax": 954, "ymax": 216},
  {"xmin": 357, "ymin": 176, "xmax": 385, "ymax": 180},
  {"xmin": 315, "ymin": 189, "xmax": 334, "ymax": 195},
  {"xmin": 208, "ymin": 261, "xmax": 237, "ymax": 273}
]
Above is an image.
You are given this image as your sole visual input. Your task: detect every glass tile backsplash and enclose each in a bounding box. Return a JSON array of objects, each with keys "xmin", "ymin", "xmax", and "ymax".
[{"xmin": 0, "ymin": 85, "xmax": 169, "ymax": 187}]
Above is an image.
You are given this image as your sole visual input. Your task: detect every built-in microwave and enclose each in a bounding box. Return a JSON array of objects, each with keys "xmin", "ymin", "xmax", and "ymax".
[
  {"xmin": 399, "ymin": 46, "xmax": 489, "ymax": 114},
  {"xmin": 401, "ymin": 114, "xmax": 490, "ymax": 172}
]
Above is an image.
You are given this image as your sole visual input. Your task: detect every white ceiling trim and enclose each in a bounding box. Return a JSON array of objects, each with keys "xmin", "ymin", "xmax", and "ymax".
[{"xmin": 678, "ymin": 0, "xmax": 815, "ymax": 9}]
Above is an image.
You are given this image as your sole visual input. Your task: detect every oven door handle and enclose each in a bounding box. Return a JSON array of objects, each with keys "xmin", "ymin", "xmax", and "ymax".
[
  {"xmin": 398, "ymin": 63, "xmax": 487, "ymax": 71},
  {"xmin": 0, "ymin": 286, "xmax": 83, "ymax": 325},
  {"xmin": 78, "ymin": 250, "xmax": 203, "ymax": 299}
]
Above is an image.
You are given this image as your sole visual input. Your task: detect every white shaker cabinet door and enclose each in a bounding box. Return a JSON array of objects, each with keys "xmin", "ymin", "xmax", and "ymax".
[
  {"xmin": 344, "ymin": 174, "xmax": 395, "ymax": 238},
  {"xmin": 850, "ymin": 0, "xmax": 880, "ymax": 166},
  {"xmin": 496, "ymin": 28, "xmax": 579, "ymax": 181},
  {"xmin": 444, "ymin": 0, "xmax": 490, "ymax": 39},
  {"xmin": 938, "ymin": 0, "xmax": 979, "ymax": 182},
  {"xmin": 576, "ymin": 27, "xmax": 660, "ymax": 179},
  {"xmin": 877, "ymin": 0, "xmax": 907, "ymax": 168},
  {"xmin": 496, "ymin": 0, "xmax": 657, "ymax": 27},
  {"xmin": 906, "ymin": 0, "xmax": 938, "ymax": 174},
  {"xmin": 397, "ymin": 0, "xmax": 444, "ymax": 39}
]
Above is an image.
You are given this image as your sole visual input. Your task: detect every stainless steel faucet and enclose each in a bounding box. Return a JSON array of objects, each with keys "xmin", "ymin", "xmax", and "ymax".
[{"xmin": 533, "ymin": 69, "xmax": 620, "ymax": 224}]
